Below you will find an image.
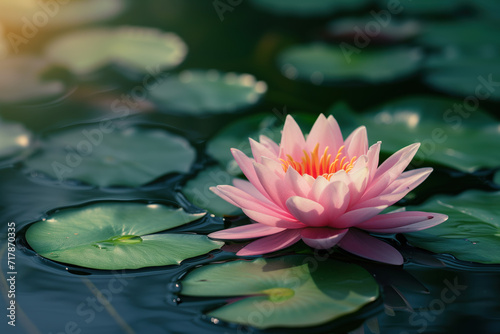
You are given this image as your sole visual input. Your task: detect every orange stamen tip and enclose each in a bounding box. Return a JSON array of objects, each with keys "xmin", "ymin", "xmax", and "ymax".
[{"xmin": 280, "ymin": 144, "xmax": 357, "ymax": 179}]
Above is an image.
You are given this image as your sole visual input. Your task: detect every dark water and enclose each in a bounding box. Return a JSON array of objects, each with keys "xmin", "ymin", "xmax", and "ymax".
[{"xmin": 1, "ymin": 1, "xmax": 500, "ymax": 333}]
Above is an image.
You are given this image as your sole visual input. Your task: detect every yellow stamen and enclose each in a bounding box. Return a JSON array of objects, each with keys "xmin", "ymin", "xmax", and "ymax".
[{"xmin": 280, "ymin": 144, "xmax": 357, "ymax": 180}]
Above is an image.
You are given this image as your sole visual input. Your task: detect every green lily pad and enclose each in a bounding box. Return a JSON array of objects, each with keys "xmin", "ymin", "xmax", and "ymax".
[
  {"xmin": 278, "ymin": 44, "xmax": 422, "ymax": 85},
  {"xmin": 404, "ymin": 190, "xmax": 500, "ymax": 264},
  {"xmin": 0, "ymin": 56, "xmax": 67, "ymax": 103},
  {"xmin": 250, "ymin": 0, "xmax": 370, "ymax": 17},
  {"xmin": 181, "ymin": 255, "xmax": 379, "ymax": 329},
  {"xmin": 0, "ymin": 0, "xmax": 126, "ymax": 27},
  {"xmin": 26, "ymin": 202, "xmax": 223, "ymax": 270},
  {"xmin": 376, "ymin": 0, "xmax": 459, "ymax": 15},
  {"xmin": 330, "ymin": 96, "xmax": 500, "ymax": 172},
  {"xmin": 326, "ymin": 17, "xmax": 421, "ymax": 44},
  {"xmin": 417, "ymin": 20, "xmax": 500, "ymax": 49},
  {"xmin": 181, "ymin": 166, "xmax": 242, "ymax": 217},
  {"xmin": 206, "ymin": 113, "xmax": 316, "ymax": 174},
  {"xmin": 45, "ymin": 26, "xmax": 187, "ymax": 76},
  {"xmin": 24, "ymin": 125, "xmax": 196, "ymax": 187},
  {"xmin": 149, "ymin": 70, "xmax": 267, "ymax": 115},
  {"xmin": 424, "ymin": 49, "xmax": 500, "ymax": 101},
  {"xmin": 0, "ymin": 119, "xmax": 32, "ymax": 159}
]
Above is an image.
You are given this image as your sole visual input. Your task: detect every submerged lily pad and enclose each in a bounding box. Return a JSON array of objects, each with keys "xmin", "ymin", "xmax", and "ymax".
[
  {"xmin": 278, "ymin": 44, "xmax": 422, "ymax": 85},
  {"xmin": 26, "ymin": 202, "xmax": 223, "ymax": 270},
  {"xmin": 424, "ymin": 49, "xmax": 500, "ymax": 101},
  {"xmin": 0, "ymin": 120, "xmax": 32, "ymax": 160},
  {"xmin": 24, "ymin": 125, "xmax": 196, "ymax": 187},
  {"xmin": 330, "ymin": 96, "xmax": 500, "ymax": 172},
  {"xmin": 45, "ymin": 26, "xmax": 187, "ymax": 76},
  {"xmin": 181, "ymin": 255, "xmax": 379, "ymax": 329},
  {"xmin": 404, "ymin": 191, "xmax": 500, "ymax": 264},
  {"xmin": 207, "ymin": 113, "xmax": 316, "ymax": 174},
  {"xmin": 0, "ymin": 56, "xmax": 67, "ymax": 103},
  {"xmin": 250, "ymin": 0, "xmax": 370, "ymax": 17},
  {"xmin": 181, "ymin": 166, "xmax": 242, "ymax": 217},
  {"xmin": 149, "ymin": 70, "xmax": 267, "ymax": 115}
]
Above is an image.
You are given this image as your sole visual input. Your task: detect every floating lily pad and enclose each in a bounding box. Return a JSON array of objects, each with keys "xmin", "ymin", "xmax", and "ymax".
[
  {"xmin": 326, "ymin": 17, "xmax": 421, "ymax": 44},
  {"xmin": 0, "ymin": 120, "xmax": 32, "ymax": 160},
  {"xmin": 149, "ymin": 70, "xmax": 267, "ymax": 115},
  {"xmin": 330, "ymin": 96, "xmax": 500, "ymax": 172},
  {"xmin": 0, "ymin": 0, "xmax": 126, "ymax": 27},
  {"xmin": 404, "ymin": 190, "xmax": 500, "ymax": 264},
  {"xmin": 376, "ymin": 0, "xmax": 459, "ymax": 15},
  {"xmin": 181, "ymin": 255, "xmax": 379, "ymax": 329},
  {"xmin": 24, "ymin": 125, "xmax": 196, "ymax": 187},
  {"xmin": 424, "ymin": 49, "xmax": 500, "ymax": 101},
  {"xmin": 45, "ymin": 26, "xmax": 187, "ymax": 76},
  {"xmin": 207, "ymin": 113, "xmax": 316, "ymax": 174},
  {"xmin": 26, "ymin": 202, "xmax": 223, "ymax": 270},
  {"xmin": 250, "ymin": 0, "xmax": 370, "ymax": 17},
  {"xmin": 417, "ymin": 20, "xmax": 500, "ymax": 49},
  {"xmin": 0, "ymin": 56, "xmax": 67, "ymax": 103},
  {"xmin": 278, "ymin": 44, "xmax": 422, "ymax": 85},
  {"xmin": 181, "ymin": 166, "xmax": 242, "ymax": 217}
]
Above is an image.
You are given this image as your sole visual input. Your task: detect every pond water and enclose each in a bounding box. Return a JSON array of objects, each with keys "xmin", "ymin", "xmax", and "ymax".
[{"xmin": 1, "ymin": 1, "xmax": 500, "ymax": 333}]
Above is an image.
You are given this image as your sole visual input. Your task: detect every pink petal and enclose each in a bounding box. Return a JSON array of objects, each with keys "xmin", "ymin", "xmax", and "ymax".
[
  {"xmin": 347, "ymin": 166, "xmax": 369, "ymax": 205},
  {"xmin": 237, "ymin": 229, "xmax": 302, "ymax": 256},
  {"xmin": 359, "ymin": 172, "xmax": 393, "ymax": 204},
  {"xmin": 366, "ymin": 141, "xmax": 381, "ymax": 182},
  {"xmin": 284, "ymin": 167, "xmax": 312, "ymax": 198},
  {"xmin": 383, "ymin": 168, "xmax": 432, "ymax": 194},
  {"xmin": 211, "ymin": 185, "xmax": 243, "ymax": 208},
  {"xmin": 320, "ymin": 180, "xmax": 350, "ymax": 220},
  {"xmin": 300, "ymin": 227, "xmax": 348, "ymax": 249},
  {"xmin": 338, "ymin": 229, "xmax": 404, "ymax": 265},
  {"xmin": 327, "ymin": 169, "xmax": 349, "ymax": 183},
  {"xmin": 353, "ymin": 168, "xmax": 433, "ymax": 210},
  {"xmin": 213, "ymin": 185, "xmax": 294, "ymax": 219},
  {"xmin": 356, "ymin": 211, "xmax": 448, "ymax": 233},
  {"xmin": 344, "ymin": 126, "xmax": 368, "ymax": 159},
  {"xmin": 232, "ymin": 179, "xmax": 274, "ymax": 205},
  {"xmin": 332, "ymin": 205, "xmax": 387, "ymax": 228},
  {"xmin": 279, "ymin": 115, "xmax": 306, "ymax": 161},
  {"xmin": 259, "ymin": 135, "xmax": 280, "ymax": 156},
  {"xmin": 209, "ymin": 224, "xmax": 286, "ymax": 240},
  {"xmin": 250, "ymin": 138, "xmax": 279, "ymax": 163},
  {"xmin": 309, "ymin": 176, "xmax": 330, "ymax": 202},
  {"xmin": 231, "ymin": 149, "xmax": 268, "ymax": 198},
  {"xmin": 361, "ymin": 143, "xmax": 420, "ymax": 201},
  {"xmin": 348, "ymin": 155, "xmax": 368, "ymax": 174},
  {"xmin": 242, "ymin": 208, "xmax": 305, "ymax": 229},
  {"xmin": 352, "ymin": 189, "xmax": 409, "ymax": 210},
  {"xmin": 260, "ymin": 156, "xmax": 285, "ymax": 177},
  {"xmin": 254, "ymin": 162, "xmax": 294, "ymax": 209},
  {"xmin": 286, "ymin": 196, "xmax": 328, "ymax": 226},
  {"xmin": 306, "ymin": 114, "xmax": 344, "ymax": 155}
]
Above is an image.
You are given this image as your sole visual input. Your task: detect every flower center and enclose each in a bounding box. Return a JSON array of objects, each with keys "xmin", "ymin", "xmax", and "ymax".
[{"xmin": 280, "ymin": 144, "xmax": 356, "ymax": 180}]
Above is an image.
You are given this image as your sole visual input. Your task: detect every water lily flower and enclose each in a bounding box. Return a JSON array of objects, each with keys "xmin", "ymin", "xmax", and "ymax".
[{"xmin": 208, "ymin": 114, "xmax": 448, "ymax": 265}]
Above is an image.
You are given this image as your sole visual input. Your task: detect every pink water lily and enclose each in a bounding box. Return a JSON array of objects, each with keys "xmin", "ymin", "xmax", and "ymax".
[{"xmin": 208, "ymin": 114, "xmax": 447, "ymax": 265}]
